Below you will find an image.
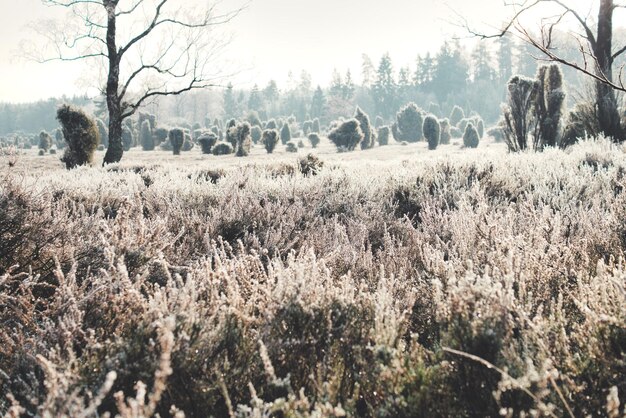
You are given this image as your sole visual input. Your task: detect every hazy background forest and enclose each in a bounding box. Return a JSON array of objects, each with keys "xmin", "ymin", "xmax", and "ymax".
[{"xmin": 2, "ymin": 29, "xmax": 625, "ymax": 137}]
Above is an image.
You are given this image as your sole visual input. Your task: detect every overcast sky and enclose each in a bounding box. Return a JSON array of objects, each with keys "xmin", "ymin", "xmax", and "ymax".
[{"xmin": 0, "ymin": 0, "xmax": 605, "ymax": 102}]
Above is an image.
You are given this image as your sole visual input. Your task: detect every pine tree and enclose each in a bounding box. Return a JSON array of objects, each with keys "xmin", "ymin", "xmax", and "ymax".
[
  {"xmin": 248, "ymin": 84, "xmax": 263, "ymax": 113},
  {"xmin": 310, "ymin": 87, "xmax": 326, "ymax": 119},
  {"xmin": 372, "ymin": 53, "xmax": 397, "ymax": 118},
  {"xmin": 223, "ymin": 83, "xmax": 238, "ymax": 119}
]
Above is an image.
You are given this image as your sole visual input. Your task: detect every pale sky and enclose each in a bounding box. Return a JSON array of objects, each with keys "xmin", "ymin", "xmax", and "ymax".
[{"xmin": 0, "ymin": 0, "xmax": 608, "ymax": 102}]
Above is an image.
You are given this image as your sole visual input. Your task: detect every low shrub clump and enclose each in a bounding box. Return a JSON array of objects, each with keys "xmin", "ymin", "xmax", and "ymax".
[
  {"xmin": 212, "ymin": 141, "xmax": 234, "ymax": 155},
  {"xmin": 262, "ymin": 129, "xmax": 280, "ymax": 153},
  {"xmin": 307, "ymin": 133, "xmax": 320, "ymax": 148},
  {"xmin": 56, "ymin": 104, "xmax": 99, "ymax": 169},
  {"xmin": 198, "ymin": 133, "xmax": 218, "ymax": 154},
  {"xmin": 169, "ymin": 128, "xmax": 184, "ymax": 155},
  {"xmin": 328, "ymin": 119, "xmax": 364, "ymax": 151}
]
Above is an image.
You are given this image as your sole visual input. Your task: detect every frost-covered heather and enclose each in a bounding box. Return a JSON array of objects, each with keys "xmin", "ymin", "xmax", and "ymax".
[{"xmin": 0, "ymin": 138, "xmax": 625, "ymax": 417}]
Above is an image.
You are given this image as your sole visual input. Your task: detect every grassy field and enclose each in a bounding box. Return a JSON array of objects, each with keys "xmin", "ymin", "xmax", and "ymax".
[{"xmin": 1, "ymin": 136, "xmax": 625, "ymax": 417}]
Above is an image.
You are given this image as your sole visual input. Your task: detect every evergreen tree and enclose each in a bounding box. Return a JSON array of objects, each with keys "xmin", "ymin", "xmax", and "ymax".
[
  {"xmin": 223, "ymin": 83, "xmax": 237, "ymax": 119},
  {"xmin": 361, "ymin": 54, "xmax": 375, "ymax": 88},
  {"xmin": 330, "ymin": 69, "xmax": 343, "ymax": 98},
  {"xmin": 471, "ymin": 42, "xmax": 496, "ymax": 82},
  {"xmin": 498, "ymin": 33, "xmax": 514, "ymax": 84},
  {"xmin": 248, "ymin": 84, "xmax": 263, "ymax": 112},
  {"xmin": 310, "ymin": 86, "xmax": 326, "ymax": 119},
  {"xmin": 432, "ymin": 41, "xmax": 468, "ymax": 102},
  {"xmin": 372, "ymin": 53, "xmax": 397, "ymax": 118},
  {"xmin": 342, "ymin": 70, "xmax": 355, "ymax": 100}
]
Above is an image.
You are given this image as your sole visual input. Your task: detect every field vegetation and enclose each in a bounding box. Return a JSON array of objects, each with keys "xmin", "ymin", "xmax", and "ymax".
[{"xmin": 1, "ymin": 136, "xmax": 625, "ymax": 417}]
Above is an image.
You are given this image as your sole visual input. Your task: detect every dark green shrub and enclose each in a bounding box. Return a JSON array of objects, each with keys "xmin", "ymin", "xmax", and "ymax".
[
  {"xmin": 262, "ymin": 129, "xmax": 280, "ymax": 153},
  {"xmin": 38, "ymin": 149, "xmax": 45, "ymax": 156},
  {"xmin": 285, "ymin": 141, "xmax": 298, "ymax": 153},
  {"xmin": 308, "ymin": 133, "xmax": 320, "ymax": 148},
  {"xmin": 392, "ymin": 103, "xmax": 424, "ymax": 142},
  {"xmin": 251, "ymin": 126, "xmax": 262, "ymax": 144},
  {"xmin": 532, "ymin": 64, "xmax": 565, "ymax": 149},
  {"xmin": 502, "ymin": 75, "xmax": 537, "ymax": 151},
  {"xmin": 266, "ymin": 119, "xmax": 278, "ymax": 130},
  {"xmin": 154, "ymin": 128, "xmax": 169, "ymax": 145},
  {"xmin": 182, "ymin": 132, "xmax": 194, "ymax": 151},
  {"xmin": 234, "ymin": 123, "xmax": 252, "ymax": 157},
  {"xmin": 302, "ymin": 120, "xmax": 313, "ymax": 136},
  {"xmin": 439, "ymin": 119, "xmax": 451, "ymax": 144},
  {"xmin": 95, "ymin": 118, "xmax": 109, "ymax": 148},
  {"xmin": 140, "ymin": 120, "xmax": 155, "ymax": 151},
  {"xmin": 297, "ymin": 139, "xmax": 305, "ymax": 148},
  {"xmin": 429, "ymin": 102, "xmax": 442, "ymax": 117},
  {"xmin": 54, "ymin": 128, "xmax": 65, "ymax": 149},
  {"xmin": 299, "ymin": 153, "xmax": 324, "ymax": 176},
  {"xmin": 122, "ymin": 127, "xmax": 134, "ymax": 151},
  {"xmin": 38, "ymin": 131, "xmax": 52, "ymax": 151},
  {"xmin": 476, "ymin": 119, "xmax": 485, "ymax": 139},
  {"xmin": 56, "ymin": 104, "xmax": 99, "ymax": 169},
  {"xmin": 450, "ymin": 126, "xmax": 462, "ymax": 138},
  {"xmin": 212, "ymin": 141, "xmax": 234, "ymax": 155},
  {"xmin": 450, "ymin": 105, "xmax": 465, "ymax": 126},
  {"xmin": 463, "ymin": 123, "xmax": 480, "ymax": 148},
  {"xmin": 198, "ymin": 133, "xmax": 218, "ymax": 154},
  {"xmin": 247, "ymin": 111, "xmax": 262, "ymax": 127},
  {"xmin": 355, "ymin": 107, "xmax": 376, "ymax": 150},
  {"xmin": 169, "ymin": 128, "xmax": 184, "ymax": 155},
  {"xmin": 281, "ymin": 123, "xmax": 292, "ymax": 144},
  {"xmin": 312, "ymin": 118, "xmax": 321, "ymax": 133},
  {"xmin": 49, "ymin": 148, "xmax": 56, "ymax": 155},
  {"xmin": 378, "ymin": 126, "xmax": 390, "ymax": 145},
  {"xmin": 328, "ymin": 119, "xmax": 364, "ymax": 152},
  {"xmin": 423, "ymin": 115, "xmax": 441, "ymax": 150}
]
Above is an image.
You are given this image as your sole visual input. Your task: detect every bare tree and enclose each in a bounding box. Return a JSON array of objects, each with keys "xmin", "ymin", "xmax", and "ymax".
[
  {"xmin": 29, "ymin": 0, "xmax": 244, "ymax": 164},
  {"xmin": 462, "ymin": 0, "xmax": 626, "ymax": 141}
]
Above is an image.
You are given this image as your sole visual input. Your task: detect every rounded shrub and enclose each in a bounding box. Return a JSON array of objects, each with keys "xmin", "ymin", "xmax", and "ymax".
[
  {"xmin": 56, "ymin": 104, "xmax": 99, "ymax": 169},
  {"xmin": 312, "ymin": 118, "xmax": 321, "ymax": 133},
  {"xmin": 266, "ymin": 119, "xmax": 278, "ymax": 130},
  {"xmin": 234, "ymin": 122, "xmax": 252, "ymax": 157},
  {"xmin": 262, "ymin": 129, "xmax": 280, "ymax": 153},
  {"xmin": 328, "ymin": 119, "xmax": 364, "ymax": 152},
  {"xmin": 463, "ymin": 123, "xmax": 480, "ymax": 148},
  {"xmin": 378, "ymin": 126, "xmax": 390, "ymax": 146},
  {"xmin": 392, "ymin": 103, "xmax": 424, "ymax": 142},
  {"xmin": 308, "ymin": 133, "xmax": 320, "ymax": 148},
  {"xmin": 154, "ymin": 128, "xmax": 169, "ymax": 145},
  {"xmin": 439, "ymin": 118, "xmax": 451, "ymax": 144},
  {"xmin": 281, "ymin": 123, "xmax": 292, "ymax": 145},
  {"xmin": 251, "ymin": 125, "xmax": 262, "ymax": 144},
  {"xmin": 38, "ymin": 131, "xmax": 52, "ymax": 151},
  {"xmin": 169, "ymin": 128, "xmax": 184, "ymax": 155},
  {"xmin": 212, "ymin": 141, "xmax": 234, "ymax": 155},
  {"xmin": 422, "ymin": 115, "xmax": 441, "ymax": 150},
  {"xmin": 285, "ymin": 141, "xmax": 298, "ymax": 153},
  {"xmin": 449, "ymin": 105, "xmax": 465, "ymax": 126},
  {"xmin": 95, "ymin": 118, "xmax": 109, "ymax": 148},
  {"xmin": 140, "ymin": 120, "xmax": 154, "ymax": 151},
  {"xmin": 122, "ymin": 127, "xmax": 134, "ymax": 151},
  {"xmin": 355, "ymin": 107, "xmax": 376, "ymax": 150},
  {"xmin": 198, "ymin": 133, "xmax": 218, "ymax": 154}
]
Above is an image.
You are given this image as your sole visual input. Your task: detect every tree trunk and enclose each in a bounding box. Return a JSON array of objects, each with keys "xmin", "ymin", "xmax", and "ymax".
[
  {"xmin": 595, "ymin": 0, "xmax": 624, "ymax": 141},
  {"xmin": 103, "ymin": 1, "xmax": 124, "ymax": 165}
]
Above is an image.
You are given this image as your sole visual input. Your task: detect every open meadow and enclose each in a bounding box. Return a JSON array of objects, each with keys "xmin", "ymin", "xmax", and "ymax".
[{"xmin": 1, "ymin": 136, "xmax": 625, "ymax": 417}]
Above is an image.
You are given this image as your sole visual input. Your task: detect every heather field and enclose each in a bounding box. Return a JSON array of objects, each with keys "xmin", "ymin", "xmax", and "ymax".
[{"xmin": 1, "ymin": 137, "xmax": 625, "ymax": 417}]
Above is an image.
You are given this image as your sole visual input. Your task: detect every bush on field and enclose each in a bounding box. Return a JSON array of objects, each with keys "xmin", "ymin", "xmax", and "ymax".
[
  {"xmin": 378, "ymin": 126, "xmax": 390, "ymax": 146},
  {"xmin": 463, "ymin": 122, "xmax": 480, "ymax": 148},
  {"xmin": 308, "ymin": 133, "xmax": 320, "ymax": 148},
  {"xmin": 328, "ymin": 119, "xmax": 363, "ymax": 151},
  {"xmin": 212, "ymin": 141, "xmax": 234, "ymax": 155},
  {"xmin": 169, "ymin": 128, "xmax": 184, "ymax": 155},
  {"xmin": 423, "ymin": 115, "xmax": 440, "ymax": 150},
  {"xmin": 199, "ymin": 133, "xmax": 218, "ymax": 154},
  {"xmin": 56, "ymin": 104, "xmax": 99, "ymax": 169},
  {"xmin": 355, "ymin": 107, "xmax": 376, "ymax": 150},
  {"xmin": 392, "ymin": 102, "xmax": 424, "ymax": 142},
  {"xmin": 262, "ymin": 129, "xmax": 280, "ymax": 154}
]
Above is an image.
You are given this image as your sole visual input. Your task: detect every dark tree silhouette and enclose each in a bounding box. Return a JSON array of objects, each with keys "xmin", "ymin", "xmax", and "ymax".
[
  {"xmin": 462, "ymin": 0, "xmax": 626, "ymax": 141},
  {"xmin": 31, "ymin": 0, "xmax": 244, "ymax": 164}
]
